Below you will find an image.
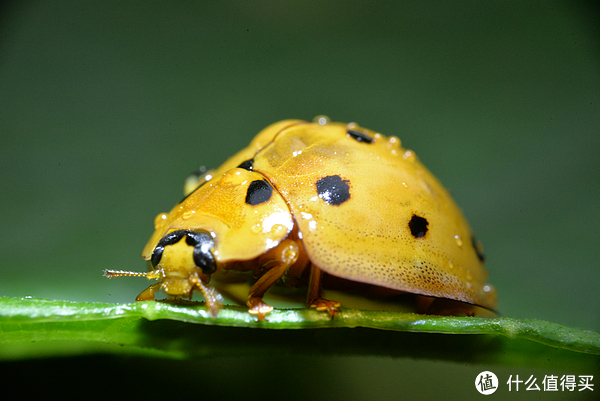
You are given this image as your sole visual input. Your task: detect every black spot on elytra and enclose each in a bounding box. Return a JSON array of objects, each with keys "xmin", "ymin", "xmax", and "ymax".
[
  {"xmin": 347, "ymin": 129, "xmax": 375, "ymax": 144},
  {"xmin": 237, "ymin": 159, "xmax": 254, "ymax": 171},
  {"xmin": 472, "ymin": 236, "xmax": 486, "ymax": 263},
  {"xmin": 408, "ymin": 214, "xmax": 429, "ymax": 238},
  {"xmin": 316, "ymin": 175, "xmax": 351, "ymax": 205},
  {"xmin": 245, "ymin": 179, "xmax": 273, "ymax": 205}
]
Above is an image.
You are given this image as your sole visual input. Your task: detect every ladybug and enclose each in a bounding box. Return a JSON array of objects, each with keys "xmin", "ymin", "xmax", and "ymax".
[{"xmin": 105, "ymin": 116, "xmax": 496, "ymax": 319}]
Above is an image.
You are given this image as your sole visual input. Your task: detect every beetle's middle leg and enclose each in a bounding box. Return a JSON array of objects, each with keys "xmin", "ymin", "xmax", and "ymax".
[{"xmin": 247, "ymin": 238, "xmax": 301, "ymax": 320}]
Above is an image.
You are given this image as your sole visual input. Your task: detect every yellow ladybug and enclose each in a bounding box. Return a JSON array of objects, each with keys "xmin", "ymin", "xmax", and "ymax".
[{"xmin": 105, "ymin": 116, "xmax": 496, "ymax": 319}]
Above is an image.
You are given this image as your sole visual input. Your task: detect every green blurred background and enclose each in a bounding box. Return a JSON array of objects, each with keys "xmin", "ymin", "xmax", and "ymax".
[{"xmin": 1, "ymin": 1, "xmax": 598, "ymax": 399}]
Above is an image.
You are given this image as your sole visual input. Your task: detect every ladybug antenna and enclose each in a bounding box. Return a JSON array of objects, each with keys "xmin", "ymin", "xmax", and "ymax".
[{"xmin": 103, "ymin": 269, "xmax": 162, "ymax": 280}]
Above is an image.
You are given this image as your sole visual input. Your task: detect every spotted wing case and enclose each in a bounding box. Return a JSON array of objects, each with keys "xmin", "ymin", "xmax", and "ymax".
[
  {"xmin": 253, "ymin": 121, "xmax": 496, "ymax": 310},
  {"xmin": 142, "ymin": 118, "xmax": 496, "ymax": 310}
]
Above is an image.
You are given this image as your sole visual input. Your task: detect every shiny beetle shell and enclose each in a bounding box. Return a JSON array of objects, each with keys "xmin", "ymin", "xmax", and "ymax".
[{"xmin": 109, "ymin": 117, "xmax": 496, "ymax": 318}]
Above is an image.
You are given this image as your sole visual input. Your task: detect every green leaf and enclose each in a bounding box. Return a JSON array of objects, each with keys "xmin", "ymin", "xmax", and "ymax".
[{"xmin": 0, "ymin": 296, "xmax": 598, "ymax": 371}]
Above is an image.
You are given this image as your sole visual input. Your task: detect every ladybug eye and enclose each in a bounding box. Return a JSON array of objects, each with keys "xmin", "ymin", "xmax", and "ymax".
[
  {"xmin": 408, "ymin": 214, "xmax": 429, "ymax": 238},
  {"xmin": 245, "ymin": 180, "xmax": 273, "ymax": 205},
  {"xmin": 347, "ymin": 129, "xmax": 375, "ymax": 144},
  {"xmin": 151, "ymin": 229, "xmax": 216, "ymax": 274},
  {"xmin": 237, "ymin": 159, "xmax": 254, "ymax": 171}
]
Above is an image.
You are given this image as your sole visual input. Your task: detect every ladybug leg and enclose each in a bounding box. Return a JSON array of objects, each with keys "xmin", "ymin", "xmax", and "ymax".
[
  {"xmin": 415, "ymin": 295, "xmax": 435, "ymax": 314},
  {"xmin": 196, "ymin": 279, "xmax": 224, "ymax": 317},
  {"xmin": 135, "ymin": 282, "xmax": 162, "ymax": 302},
  {"xmin": 416, "ymin": 296, "xmax": 477, "ymax": 316},
  {"xmin": 307, "ymin": 265, "xmax": 340, "ymax": 317},
  {"xmin": 247, "ymin": 239, "xmax": 300, "ymax": 320},
  {"xmin": 281, "ymin": 236, "xmax": 310, "ymax": 287}
]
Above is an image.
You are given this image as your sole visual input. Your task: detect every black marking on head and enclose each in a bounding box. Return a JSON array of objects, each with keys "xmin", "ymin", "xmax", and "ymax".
[
  {"xmin": 151, "ymin": 230, "xmax": 185, "ymax": 267},
  {"xmin": 471, "ymin": 236, "xmax": 486, "ymax": 263},
  {"xmin": 150, "ymin": 245, "xmax": 165, "ymax": 268},
  {"xmin": 245, "ymin": 179, "xmax": 273, "ymax": 205},
  {"xmin": 151, "ymin": 229, "xmax": 216, "ymax": 274},
  {"xmin": 237, "ymin": 159, "xmax": 254, "ymax": 171},
  {"xmin": 408, "ymin": 214, "xmax": 429, "ymax": 238},
  {"xmin": 347, "ymin": 129, "xmax": 375, "ymax": 144},
  {"xmin": 316, "ymin": 175, "xmax": 351, "ymax": 205},
  {"xmin": 185, "ymin": 230, "xmax": 217, "ymax": 274}
]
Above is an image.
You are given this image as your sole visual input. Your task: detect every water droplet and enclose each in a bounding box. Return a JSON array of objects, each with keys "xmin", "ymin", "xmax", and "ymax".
[
  {"xmin": 402, "ymin": 150, "xmax": 416, "ymax": 161},
  {"xmin": 387, "ymin": 136, "xmax": 401, "ymax": 154},
  {"xmin": 448, "ymin": 260, "xmax": 454, "ymax": 269},
  {"xmin": 454, "ymin": 235, "xmax": 463, "ymax": 247},
  {"xmin": 251, "ymin": 223, "xmax": 262, "ymax": 234},
  {"xmin": 273, "ymin": 224, "xmax": 288, "ymax": 235},
  {"xmin": 313, "ymin": 115, "xmax": 330, "ymax": 125},
  {"xmin": 182, "ymin": 210, "xmax": 195, "ymax": 220},
  {"xmin": 154, "ymin": 213, "xmax": 168, "ymax": 228}
]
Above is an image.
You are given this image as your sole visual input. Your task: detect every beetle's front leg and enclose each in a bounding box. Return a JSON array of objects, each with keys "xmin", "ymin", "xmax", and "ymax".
[
  {"xmin": 247, "ymin": 238, "xmax": 300, "ymax": 320},
  {"xmin": 135, "ymin": 282, "xmax": 162, "ymax": 301},
  {"xmin": 196, "ymin": 279, "xmax": 224, "ymax": 317}
]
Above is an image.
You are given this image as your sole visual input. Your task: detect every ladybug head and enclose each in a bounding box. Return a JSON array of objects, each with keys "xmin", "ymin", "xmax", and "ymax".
[
  {"xmin": 150, "ymin": 229, "xmax": 216, "ymax": 275},
  {"xmin": 103, "ymin": 228, "xmax": 217, "ymax": 302}
]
